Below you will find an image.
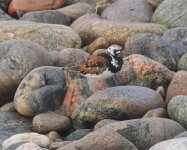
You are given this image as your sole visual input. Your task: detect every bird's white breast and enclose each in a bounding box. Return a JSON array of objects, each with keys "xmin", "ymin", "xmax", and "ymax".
[
  {"xmin": 84, "ymin": 70, "xmax": 114, "ymax": 79},
  {"xmin": 111, "ymin": 56, "xmax": 119, "ymax": 68}
]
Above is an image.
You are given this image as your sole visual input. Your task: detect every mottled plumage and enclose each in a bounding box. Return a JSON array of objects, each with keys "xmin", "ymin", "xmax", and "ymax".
[{"xmin": 68, "ymin": 44, "xmax": 123, "ymax": 79}]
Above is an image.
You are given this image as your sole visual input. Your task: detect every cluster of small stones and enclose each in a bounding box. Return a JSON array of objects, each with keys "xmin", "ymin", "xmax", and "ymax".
[{"xmin": 0, "ymin": 0, "xmax": 187, "ymax": 150}]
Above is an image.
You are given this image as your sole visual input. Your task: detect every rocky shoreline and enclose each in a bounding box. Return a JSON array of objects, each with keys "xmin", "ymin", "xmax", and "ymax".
[{"xmin": 0, "ymin": 0, "xmax": 187, "ymax": 150}]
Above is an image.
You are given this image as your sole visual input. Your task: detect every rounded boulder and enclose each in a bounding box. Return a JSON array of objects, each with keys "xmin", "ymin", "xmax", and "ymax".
[
  {"xmin": 101, "ymin": 0, "xmax": 152, "ymax": 22},
  {"xmin": 58, "ymin": 131, "xmax": 138, "ymax": 150},
  {"xmin": 57, "ymin": 48, "xmax": 90, "ymax": 67},
  {"xmin": 151, "ymin": 0, "xmax": 187, "ymax": 28},
  {"xmin": 116, "ymin": 54, "xmax": 174, "ymax": 90},
  {"xmin": 168, "ymin": 95, "xmax": 187, "ymax": 129},
  {"xmin": 33, "ymin": 112, "xmax": 71, "ymax": 133},
  {"xmin": 71, "ymin": 13, "xmax": 167, "ymax": 46},
  {"xmin": 166, "ymin": 71, "xmax": 187, "ymax": 104},
  {"xmin": 0, "ymin": 20, "xmax": 81, "ymax": 51},
  {"xmin": 0, "ymin": 39, "xmax": 52, "ymax": 106},
  {"xmin": 124, "ymin": 33, "xmax": 176, "ymax": 71},
  {"xmin": 99, "ymin": 118, "xmax": 185, "ymax": 150},
  {"xmin": 14, "ymin": 66, "xmax": 67, "ymax": 117},
  {"xmin": 72, "ymin": 86, "xmax": 165, "ymax": 129}
]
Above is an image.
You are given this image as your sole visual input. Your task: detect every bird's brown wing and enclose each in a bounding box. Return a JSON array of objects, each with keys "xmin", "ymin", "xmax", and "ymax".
[{"xmin": 71, "ymin": 55, "xmax": 109, "ymax": 75}]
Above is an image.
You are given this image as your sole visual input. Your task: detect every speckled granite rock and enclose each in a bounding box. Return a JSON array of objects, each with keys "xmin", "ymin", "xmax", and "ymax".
[
  {"xmin": 162, "ymin": 27, "xmax": 187, "ymax": 61},
  {"xmin": 20, "ymin": 10, "xmax": 70, "ymax": 25},
  {"xmin": 0, "ymin": 39, "xmax": 52, "ymax": 106},
  {"xmin": 124, "ymin": 33, "xmax": 176, "ymax": 71},
  {"xmin": 166, "ymin": 71, "xmax": 187, "ymax": 104},
  {"xmin": 71, "ymin": 13, "xmax": 167, "ymax": 46},
  {"xmin": 116, "ymin": 54, "xmax": 174, "ymax": 90},
  {"xmin": 101, "ymin": 0, "xmax": 152, "ymax": 22},
  {"xmin": 0, "ymin": 20, "xmax": 81, "ymax": 51},
  {"xmin": 33, "ymin": 112, "xmax": 71, "ymax": 133},
  {"xmin": 98, "ymin": 118, "xmax": 185, "ymax": 150},
  {"xmin": 58, "ymin": 131, "xmax": 138, "ymax": 150},
  {"xmin": 168, "ymin": 95, "xmax": 187, "ymax": 129},
  {"xmin": 72, "ymin": 86, "xmax": 165, "ymax": 129},
  {"xmin": 151, "ymin": 0, "xmax": 187, "ymax": 28},
  {"xmin": 0, "ymin": 112, "xmax": 32, "ymax": 150},
  {"xmin": 14, "ymin": 66, "xmax": 67, "ymax": 117}
]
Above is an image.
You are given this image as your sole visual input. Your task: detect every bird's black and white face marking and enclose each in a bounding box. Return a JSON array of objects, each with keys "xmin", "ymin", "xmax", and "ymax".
[{"xmin": 107, "ymin": 44, "xmax": 123, "ymax": 57}]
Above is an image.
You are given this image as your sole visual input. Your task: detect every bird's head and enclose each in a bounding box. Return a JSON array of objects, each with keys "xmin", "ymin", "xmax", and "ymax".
[{"xmin": 107, "ymin": 44, "xmax": 123, "ymax": 57}]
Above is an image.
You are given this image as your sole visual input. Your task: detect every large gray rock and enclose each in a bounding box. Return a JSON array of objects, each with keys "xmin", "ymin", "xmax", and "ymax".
[
  {"xmin": 20, "ymin": 10, "xmax": 70, "ymax": 25},
  {"xmin": 0, "ymin": 20, "xmax": 81, "ymax": 51},
  {"xmin": 0, "ymin": 112, "xmax": 32, "ymax": 150},
  {"xmin": 72, "ymin": 86, "xmax": 165, "ymax": 129},
  {"xmin": 99, "ymin": 118, "xmax": 185, "ymax": 150},
  {"xmin": 102, "ymin": 0, "xmax": 152, "ymax": 22},
  {"xmin": 168, "ymin": 95, "xmax": 187, "ymax": 129},
  {"xmin": 0, "ymin": 39, "xmax": 52, "ymax": 106},
  {"xmin": 14, "ymin": 66, "xmax": 67, "ymax": 117},
  {"xmin": 162, "ymin": 27, "xmax": 187, "ymax": 61},
  {"xmin": 124, "ymin": 33, "xmax": 176, "ymax": 71},
  {"xmin": 151, "ymin": 0, "xmax": 187, "ymax": 28}
]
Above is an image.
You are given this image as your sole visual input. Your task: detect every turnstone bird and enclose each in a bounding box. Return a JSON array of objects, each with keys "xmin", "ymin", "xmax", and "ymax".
[{"xmin": 68, "ymin": 44, "xmax": 124, "ymax": 79}]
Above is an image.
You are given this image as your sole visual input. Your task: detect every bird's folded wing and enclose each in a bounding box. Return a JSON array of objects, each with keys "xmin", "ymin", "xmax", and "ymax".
[{"xmin": 73, "ymin": 55, "xmax": 109, "ymax": 75}]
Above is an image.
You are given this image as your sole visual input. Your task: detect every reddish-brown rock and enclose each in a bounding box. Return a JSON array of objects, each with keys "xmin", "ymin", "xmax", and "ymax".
[
  {"xmin": 59, "ymin": 70, "xmax": 118, "ymax": 117},
  {"xmin": 116, "ymin": 54, "xmax": 174, "ymax": 90},
  {"xmin": 147, "ymin": 0, "xmax": 164, "ymax": 11},
  {"xmin": 166, "ymin": 71, "xmax": 187, "ymax": 104},
  {"xmin": 8, "ymin": 0, "xmax": 65, "ymax": 18},
  {"xmin": 87, "ymin": 37, "xmax": 110, "ymax": 55},
  {"xmin": 33, "ymin": 112, "xmax": 71, "ymax": 133},
  {"xmin": 47, "ymin": 131, "xmax": 61, "ymax": 142},
  {"xmin": 143, "ymin": 108, "xmax": 168, "ymax": 118}
]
